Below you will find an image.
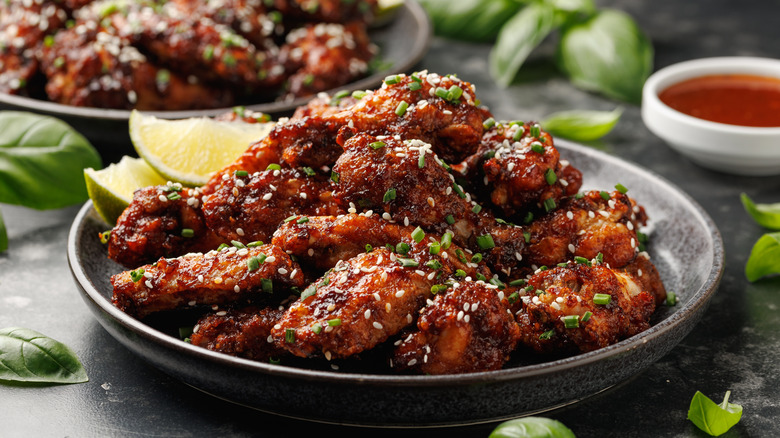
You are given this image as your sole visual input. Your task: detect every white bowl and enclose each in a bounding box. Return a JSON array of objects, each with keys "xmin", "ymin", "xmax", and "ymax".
[{"xmin": 642, "ymin": 56, "xmax": 780, "ymax": 176}]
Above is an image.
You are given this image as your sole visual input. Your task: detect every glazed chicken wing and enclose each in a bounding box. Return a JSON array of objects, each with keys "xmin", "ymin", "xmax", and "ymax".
[
  {"xmin": 392, "ymin": 280, "xmax": 520, "ymax": 374},
  {"xmin": 112, "ymin": 244, "xmax": 304, "ymax": 319},
  {"xmin": 190, "ymin": 305, "xmax": 289, "ymax": 361}
]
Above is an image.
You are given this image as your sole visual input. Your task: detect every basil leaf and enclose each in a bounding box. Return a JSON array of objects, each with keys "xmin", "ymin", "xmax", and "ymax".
[
  {"xmin": 741, "ymin": 193, "xmax": 780, "ymax": 230},
  {"xmin": 0, "ymin": 111, "xmax": 102, "ymax": 210},
  {"xmin": 490, "ymin": 2, "xmax": 558, "ymax": 87},
  {"xmin": 555, "ymin": 9, "xmax": 653, "ymax": 103},
  {"xmin": 417, "ymin": 0, "xmax": 523, "ymax": 42},
  {"xmin": 0, "ymin": 327, "xmax": 88, "ymax": 384},
  {"xmin": 541, "ymin": 107, "xmax": 622, "ymax": 142},
  {"xmin": 489, "ymin": 417, "xmax": 576, "ymax": 438},
  {"xmin": 0, "ymin": 209, "xmax": 7, "ymax": 252},
  {"xmin": 687, "ymin": 390, "xmax": 742, "ymax": 436},
  {"xmin": 745, "ymin": 232, "xmax": 780, "ymax": 282}
]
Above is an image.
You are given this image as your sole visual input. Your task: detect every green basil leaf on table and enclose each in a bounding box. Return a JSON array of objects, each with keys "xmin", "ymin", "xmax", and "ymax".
[
  {"xmin": 489, "ymin": 416, "xmax": 576, "ymax": 438},
  {"xmin": 540, "ymin": 107, "xmax": 622, "ymax": 141},
  {"xmin": 741, "ymin": 193, "xmax": 780, "ymax": 230},
  {"xmin": 555, "ymin": 9, "xmax": 653, "ymax": 103},
  {"xmin": 0, "ymin": 207, "xmax": 7, "ymax": 252},
  {"xmin": 0, "ymin": 111, "xmax": 101, "ymax": 210},
  {"xmin": 745, "ymin": 231, "xmax": 780, "ymax": 282},
  {"xmin": 417, "ymin": 0, "xmax": 523, "ymax": 42},
  {"xmin": 0, "ymin": 327, "xmax": 88, "ymax": 384},
  {"xmin": 490, "ymin": 2, "xmax": 558, "ymax": 87},
  {"xmin": 687, "ymin": 390, "xmax": 743, "ymax": 436}
]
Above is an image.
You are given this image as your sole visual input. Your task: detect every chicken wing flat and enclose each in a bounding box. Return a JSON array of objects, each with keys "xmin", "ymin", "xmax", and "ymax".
[
  {"xmin": 392, "ymin": 280, "xmax": 520, "ymax": 374},
  {"xmin": 201, "ymin": 168, "xmax": 342, "ymax": 243},
  {"xmin": 515, "ymin": 262, "xmax": 655, "ymax": 355},
  {"xmin": 190, "ymin": 305, "xmax": 289, "ymax": 361},
  {"xmin": 108, "ymin": 185, "xmax": 223, "ymax": 268},
  {"xmin": 269, "ymin": 0, "xmax": 376, "ymax": 24},
  {"xmin": 112, "ymin": 244, "xmax": 304, "ymax": 319}
]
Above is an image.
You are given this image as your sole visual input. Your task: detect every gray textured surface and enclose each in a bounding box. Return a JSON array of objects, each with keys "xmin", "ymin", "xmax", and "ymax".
[{"xmin": 2, "ymin": 0, "xmax": 780, "ymax": 436}]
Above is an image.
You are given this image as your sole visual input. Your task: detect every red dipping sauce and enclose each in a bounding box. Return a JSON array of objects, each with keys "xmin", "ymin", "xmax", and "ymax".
[{"xmin": 658, "ymin": 74, "xmax": 780, "ymax": 127}]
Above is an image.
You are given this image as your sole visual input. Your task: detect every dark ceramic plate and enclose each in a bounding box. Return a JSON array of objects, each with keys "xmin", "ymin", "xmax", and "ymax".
[
  {"xmin": 0, "ymin": 2, "xmax": 430, "ymax": 159},
  {"xmin": 67, "ymin": 140, "xmax": 724, "ymax": 427}
]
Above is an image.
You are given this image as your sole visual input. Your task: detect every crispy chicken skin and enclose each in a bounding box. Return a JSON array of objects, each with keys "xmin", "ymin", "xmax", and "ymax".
[
  {"xmin": 459, "ymin": 122, "xmax": 583, "ymax": 218},
  {"xmin": 190, "ymin": 305, "xmax": 289, "ymax": 361},
  {"xmin": 109, "ymin": 185, "xmax": 224, "ymax": 268},
  {"xmin": 269, "ymin": 0, "xmax": 376, "ymax": 23},
  {"xmin": 523, "ymin": 190, "xmax": 647, "ymax": 270},
  {"xmin": 112, "ymin": 244, "xmax": 304, "ymax": 319},
  {"xmin": 392, "ymin": 281, "xmax": 520, "ymax": 374},
  {"xmin": 201, "ymin": 168, "xmax": 342, "ymax": 243},
  {"xmin": 515, "ymin": 263, "xmax": 655, "ymax": 355},
  {"xmin": 621, "ymin": 252, "xmax": 667, "ymax": 305}
]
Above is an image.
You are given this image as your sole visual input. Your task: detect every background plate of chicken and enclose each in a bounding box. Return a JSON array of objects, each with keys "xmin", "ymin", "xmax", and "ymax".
[
  {"xmin": 0, "ymin": 0, "xmax": 430, "ymax": 158},
  {"xmin": 67, "ymin": 73, "xmax": 723, "ymax": 426}
]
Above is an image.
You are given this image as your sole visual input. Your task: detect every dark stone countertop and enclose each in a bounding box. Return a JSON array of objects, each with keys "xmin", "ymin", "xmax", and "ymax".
[{"xmin": 2, "ymin": 0, "xmax": 780, "ymax": 436}]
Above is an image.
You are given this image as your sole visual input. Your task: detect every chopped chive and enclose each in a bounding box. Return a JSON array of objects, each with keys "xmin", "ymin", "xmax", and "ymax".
[
  {"xmin": 369, "ymin": 140, "xmax": 386, "ymax": 150},
  {"xmin": 385, "ymin": 243, "xmax": 395, "ymax": 252},
  {"xmin": 395, "ymin": 101, "xmax": 409, "ymax": 116},
  {"xmin": 397, "ymin": 257, "xmax": 419, "ymax": 267},
  {"xmin": 543, "ymin": 198, "xmax": 556, "ymax": 212},
  {"xmin": 483, "ymin": 150, "xmax": 496, "ymax": 160},
  {"xmin": 411, "ymin": 227, "xmax": 425, "ymax": 243},
  {"xmin": 581, "ymin": 311, "xmax": 593, "ymax": 322},
  {"xmin": 600, "ymin": 191, "xmax": 611, "ymax": 200},
  {"xmin": 296, "ymin": 217, "xmax": 309, "ymax": 224},
  {"xmin": 455, "ymin": 269, "xmax": 467, "ymax": 278},
  {"xmin": 434, "ymin": 87, "xmax": 449, "ymax": 99},
  {"xmin": 327, "ymin": 318, "xmax": 342, "ymax": 327},
  {"xmin": 595, "ymin": 252, "xmax": 604, "ymax": 263},
  {"xmin": 562, "ymin": 315, "xmax": 580, "ymax": 328},
  {"xmin": 283, "ymin": 215, "xmax": 297, "ymax": 223},
  {"xmin": 575, "ymin": 192, "xmax": 584, "ymax": 199},
  {"xmin": 452, "ymin": 183, "xmax": 466, "ymax": 199},
  {"xmin": 455, "ymin": 249, "xmax": 467, "ymax": 263},
  {"xmin": 545, "ymin": 168, "xmax": 557, "ymax": 185},
  {"xmin": 489, "ymin": 277, "xmax": 505, "ymax": 289},
  {"xmin": 285, "ymin": 328, "xmax": 295, "ymax": 343},
  {"xmin": 593, "ymin": 293, "xmax": 612, "ymax": 305},
  {"xmin": 217, "ymin": 243, "xmax": 230, "ymax": 251},
  {"xmin": 447, "ymin": 85, "xmax": 464, "ymax": 101},
  {"xmin": 167, "ymin": 192, "xmax": 182, "ymax": 200},
  {"xmin": 531, "ymin": 143, "xmax": 545, "ymax": 154},
  {"xmin": 234, "ymin": 170, "xmax": 249, "ymax": 177},
  {"xmin": 425, "ymin": 260, "xmax": 443, "ymax": 270},
  {"xmin": 483, "ymin": 117, "xmax": 496, "ymax": 130},
  {"xmin": 266, "ymin": 163, "xmax": 281, "ymax": 171},
  {"xmin": 507, "ymin": 291, "xmax": 520, "ymax": 304},
  {"xmin": 130, "ymin": 268, "xmax": 145, "ymax": 282},
  {"xmin": 512, "ymin": 126, "xmax": 525, "ymax": 141},
  {"xmin": 430, "ymin": 284, "xmax": 447, "ymax": 294},
  {"xmin": 352, "ymin": 90, "xmax": 367, "ymax": 99},
  {"xmin": 300, "ymin": 283, "xmax": 317, "ymax": 300},
  {"xmin": 574, "ymin": 256, "xmax": 591, "ymax": 266},
  {"xmin": 246, "ymin": 240, "xmax": 263, "ymax": 247},
  {"xmin": 247, "ymin": 256, "xmax": 260, "ymax": 271},
  {"xmin": 539, "ymin": 266, "xmax": 548, "ymax": 271},
  {"xmin": 396, "ymin": 242, "xmax": 410, "ymax": 255},
  {"xmin": 384, "ymin": 74, "xmax": 400, "ymax": 85},
  {"xmin": 180, "ymin": 228, "xmax": 194, "ymax": 238},
  {"xmin": 615, "ymin": 183, "xmax": 628, "ymax": 194},
  {"xmin": 334, "ymin": 90, "xmax": 350, "ymax": 99},
  {"xmin": 524, "ymin": 285, "xmax": 535, "ymax": 293},
  {"xmin": 440, "ymin": 232, "xmax": 453, "ymax": 250},
  {"xmin": 445, "ymin": 214, "xmax": 455, "ymax": 225},
  {"xmin": 509, "ymin": 279, "xmax": 526, "ymax": 287},
  {"xmin": 429, "ymin": 241, "xmax": 441, "ymax": 255},
  {"xmin": 261, "ymin": 278, "xmax": 273, "ymax": 293},
  {"xmin": 472, "ymin": 204, "xmax": 482, "ymax": 214},
  {"xmin": 523, "ymin": 231, "xmax": 531, "ymax": 243},
  {"xmin": 471, "ymin": 253, "xmax": 483, "ymax": 263},
  {"xmin": 666, "ymin": 291, "xmax": 677, "ymax": 306},
  {"xmin": 523, "ymin": 212, "xmax": 534, "ymax": 224},
  {"xmin": 475, "ymin": 273, "xmax": 487, "ymax": 282},
  {"xmin": 383, "ymin": 187, "xmax": 397, "ymax": 203},
  {"xmin": 312, "ymin": 323, "xmax": 322, "ymax": 334},
  {"xmin": 539, "ymin": 329, "xmax": 555, "ymax": 340},
  {"xmin": 203, "ymin": 44, "xmax": 214, "ymax": 61},
  {"xmin": 365, "ymin": 244, "xmax": 373, "ymax": 253},
  {"xmin": 418, "ymin": 152, "xmax": 426, "ymax": 168},
  {"xmin": 330, "ymin": 171, "xmax": 340, "ymax": 183},
  {"xmin": 558, "ymin": 263, "xmax": 568, "ymax": 267},
  {"xmin": 411, "ymin": 73, "xmax": 422, "ymax": 82},
  {"xmin": 302, "ymin": 166, "xmax": 316, "ymax": 176},
  {"xmin": 530, "ymin": 124, "xmax": 541, "ymax": 138},
  {"xmin": 409, "ymin": 81, "xmax": 422, "ymax": 91}
]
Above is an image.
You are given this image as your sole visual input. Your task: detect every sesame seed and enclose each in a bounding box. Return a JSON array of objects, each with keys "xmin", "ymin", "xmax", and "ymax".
[
  {"xmin": 457, "ymin": 311, "xmax": 464, "ymax": 321},
  {"xmin": 290, "ymin": 269, "xmax": 298, "ymax": 279},
  {"xmin": 515, "ymin": 252, "xmax": 523, "ymax": 261},
  {"xmin": 566, "ymin": 211, "xmax": 574, "ymax": 220},
  {"xmin": 265, "ymin": 256, "xmax": 276, "ymax": 263},
  {"xmin": 631, "ymin": 238, "xmax": 636, "ymax": 248},
  {"xmin": 327, "ymin": 304, "xmax": 336, "ymax": 311},
  {"xmin": 464, "ymin": 315, "xmax": 470, "ymax": 323},
  {"xmin": 145, "ymin": 280, "xmax": 153, "ymax": 288},
  {"xmin": 263, "ymin": 193, "xmax": 273, "ymax": 200},
  {"xmin": 638, "ymin": 269, "xmax": 643, "ymax": 277},
  {"xmin": 383, "ymin": 212, "xmax": 392, "ymax": 221},
  {"xmin": 599, "ymin": 211, "xmax": 610, "ymax": 218},
  {"xmin": 386, "ymin": 303, "xmax": 392, "ymax": 312},
  {"xmin": 216, "ymin": 311, "xmax": 227, "ymax": 316},
  {"xmin": 507, "ymin": 162, "xmax": 515, "ymax": 171},
  {"xmin": 568, "ymin": 244, "xmax": 576, "ymax": 253},
  {"xmin": 234, "ymin": 285, "xmax": 240, "ymax": 293},
  {"xmin": 236, "ymin": 228, "xmax": 245, "ymax": 236},
  {"xmin": 373, "ymin": 293, "xmax": 381, "ymax": 301},
  {"xmin": 463, "ymin": 303, "xmax": 469, "ymax": 311},
  {"xmin": 198, "ymin": 275, "xmax": 204, "ymax": 282},
  {"xmin": 407, "ymin": 314, "xmax": 413, "ymax": 323},
  {"xmin": 188, "ymin": 300, "xmax": 197, "ymax": 306},
  {"xmin": 408, "ymin": 358, "xmax": 418, "ymax": 366},
  {"xmin": 158, "ymin": 195, "xmax": 168, "ymax": 202},
  {"xmin": 627, "ymin": 221, "xmax": 634, "ymax": 230},
  {"xmin": 372, "ymin": 321, "xmax": 383, "ymax": 329},
  {"xmin": 423, "ymin": 354, "xmax": 428, "ymax": 363},
  {"xmin": 396, "ymin": 290, "xmax": 406, "ymax": 298},
  {"xmin": 308, "ymin": 248, "xmax": 314, "ymax": 256},
  {"xmin": 267, "ymin": 335, "xmax": 274, "ymax": 343},
  {"xmin": 300, "ymin": 192, "xmax": 308, "ymax": 199},
  {"xmin": 364, "ymin": 309, "xmax": 371, "ymax": 319}
]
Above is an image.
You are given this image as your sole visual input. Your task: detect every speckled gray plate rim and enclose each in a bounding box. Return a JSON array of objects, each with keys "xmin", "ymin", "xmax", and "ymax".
[
  {"xmin": 67, "ymin": 139, "xmax": 724, "ymax": 423},
  {"xmin": 0, "ymin": 1, "xmax": 431, "ymax": 121}
]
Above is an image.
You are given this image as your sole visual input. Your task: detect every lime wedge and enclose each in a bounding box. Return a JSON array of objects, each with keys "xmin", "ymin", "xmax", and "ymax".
[
  {"xmin": 84, "ymin": 156, "xmax": 167, "ymax": 224},
  {"xmin": 129, "ymin": 110, "xmax": 274, "ymax": 187}
]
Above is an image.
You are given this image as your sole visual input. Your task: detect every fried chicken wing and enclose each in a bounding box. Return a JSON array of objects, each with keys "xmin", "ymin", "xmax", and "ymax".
[
  {"xmin": 523, "ymin": 190, "xmax": 646, "ymax": 270},
  {"xmin": 108, "ymin": 185, "xmax": 223, "ymax": 268},
  {"xmin": 515, "ymin": 262, "xmax": 655, "ymax": 355},
  {"xmin": 391, "ymin": 280, "xmax": 520, "ymax": 374},
  {"xmin": 269, "ymin": 0, "xmax": 376, "ymax": 24},
  {"xmin": 190, "ymin": 305, "xmax": 289, "ymax": 361},
  {"xmin": 112, "ymin": 244, "xmax": 304, "ymax": 319},
  {"xmin": 201, "ymin": 168, "xmax": 342, "ymax": 243}
]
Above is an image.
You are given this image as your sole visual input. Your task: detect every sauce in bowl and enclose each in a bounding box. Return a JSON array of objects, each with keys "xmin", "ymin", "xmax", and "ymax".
[{"xmin": 658, "ymin": 74, "xmax": 780, "ymax": 127}]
